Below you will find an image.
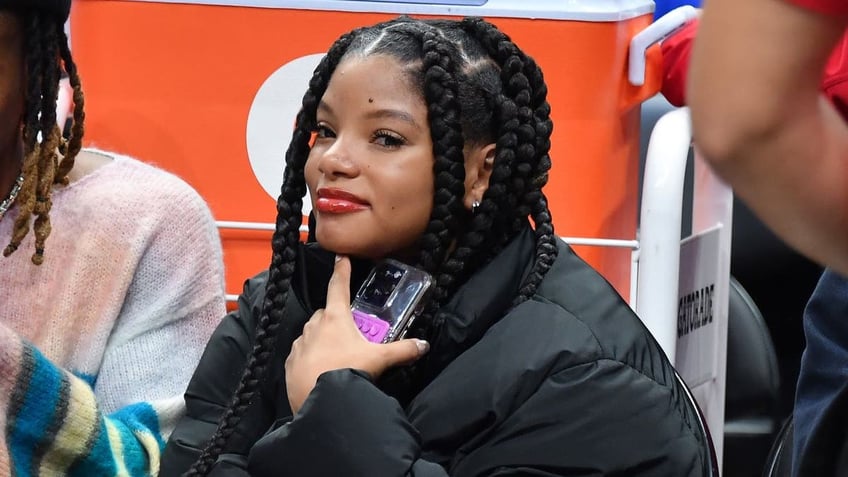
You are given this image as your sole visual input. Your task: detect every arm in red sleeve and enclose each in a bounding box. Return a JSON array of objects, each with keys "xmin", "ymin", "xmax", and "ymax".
[{"xmin": 660, "ymin": 18, "xmax": 700, "ymax": 107}]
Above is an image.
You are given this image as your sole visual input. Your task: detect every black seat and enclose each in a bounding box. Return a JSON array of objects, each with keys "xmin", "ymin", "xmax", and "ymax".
[
  {"xmin": 724, "ymin": 277, "xmax": 782, "ymax": 477},
  {"xmin": 763, "ymin": 417, "xmax": 793, "ymax": 477},
  {"xmin": 761, "ymin": 413, "xmax": 848, "ymax": 477}
]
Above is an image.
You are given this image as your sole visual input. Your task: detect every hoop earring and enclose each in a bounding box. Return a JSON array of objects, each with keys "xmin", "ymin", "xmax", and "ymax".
[{"xmin": 471, "ymin": 200, "xmax": 480, "ymax": 214}]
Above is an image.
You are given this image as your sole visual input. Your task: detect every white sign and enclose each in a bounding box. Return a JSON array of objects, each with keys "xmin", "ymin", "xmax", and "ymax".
[
  {"xmin": 676, "ymin": 226, "xmax": 722, "ymax": 388},
  {"xmin": 675, "ymin": 224, "xmax": 729, "ymax": 468}
]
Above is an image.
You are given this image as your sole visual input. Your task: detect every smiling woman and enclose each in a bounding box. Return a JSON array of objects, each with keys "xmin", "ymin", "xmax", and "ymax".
[
  {"xmin": 162, "ymin": 16, "xmax": 711, "ymax": 477},
  {"xmin": 306, "ymin": 55, "xmax": 440, "ymax": 260}
]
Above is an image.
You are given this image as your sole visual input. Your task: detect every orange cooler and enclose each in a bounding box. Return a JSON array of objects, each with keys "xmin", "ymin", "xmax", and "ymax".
[{"xmin": 70, "ymin": 0, "xmax": 663, "ymax": 299}]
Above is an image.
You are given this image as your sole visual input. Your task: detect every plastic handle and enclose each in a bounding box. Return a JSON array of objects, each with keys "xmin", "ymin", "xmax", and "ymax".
[{"xmin": 628, "ymin": 5, "xmax": 699, "ymax": 87}]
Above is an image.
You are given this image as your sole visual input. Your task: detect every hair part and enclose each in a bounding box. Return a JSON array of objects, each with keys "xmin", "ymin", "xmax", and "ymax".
[{"xmin": 3, "ymin": 9, "xmax": 84, "ymax": 264}]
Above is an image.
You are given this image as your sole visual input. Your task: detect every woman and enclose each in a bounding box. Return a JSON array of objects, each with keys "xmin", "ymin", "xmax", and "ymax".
[
  {"xmin": 162, "ymin": 17, "xmax": 708, "ymax": 476},
  {"xmin": 0, "ymin": 0, "xmax": 225, "ymax": 474}
]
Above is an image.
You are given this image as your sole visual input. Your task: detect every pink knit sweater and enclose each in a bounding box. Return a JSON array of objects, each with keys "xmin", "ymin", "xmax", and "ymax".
[{"xmin": 0, "ymin": 151, "xmax": 225, "ymax": 476}]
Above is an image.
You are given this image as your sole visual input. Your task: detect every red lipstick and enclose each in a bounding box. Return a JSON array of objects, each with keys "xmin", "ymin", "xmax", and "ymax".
[{"xmin": 315, "ymin": 188, "xmax": 370, "ymax": 213}]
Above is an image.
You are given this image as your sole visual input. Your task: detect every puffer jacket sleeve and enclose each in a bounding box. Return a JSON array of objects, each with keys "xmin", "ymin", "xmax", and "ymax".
[
  {"xmin": 159, "ymin": 272, "xmax": 270, "ymax": 477},
  {"xmin": 247, "ymin": 369, "xmax": 449, "ymax": 477},
  {"xmin": 248, "ymin": 361, "xmax": 705, "ymax": 477},
  {"xmin": 449, "ymin": 360, "xmax": 706, "ymax": 476}
]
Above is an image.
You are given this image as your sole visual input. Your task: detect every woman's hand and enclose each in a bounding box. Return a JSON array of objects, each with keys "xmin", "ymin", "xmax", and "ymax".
[{"xmin": 285, "ymin": 255, "xmax": 430, "ymax": 414}]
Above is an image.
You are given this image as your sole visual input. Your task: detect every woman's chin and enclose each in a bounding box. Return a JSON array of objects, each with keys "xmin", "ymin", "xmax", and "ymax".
[
  {"xmin": 314, "ymin": 225, "xmax": 421, "ymax": 262},
  {"xmin": 315, "ymin": 233, "xmax": 372, "ymax": 259}
]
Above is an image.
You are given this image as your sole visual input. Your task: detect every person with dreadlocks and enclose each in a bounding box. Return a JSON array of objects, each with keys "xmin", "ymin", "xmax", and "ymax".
[
  {"xmin": 0, "ymin": 0, "xmax": 226, "ymax": 475},
  {"xmin": 161, "ymin": 16, "xmax": 709, "ymax": 477}
]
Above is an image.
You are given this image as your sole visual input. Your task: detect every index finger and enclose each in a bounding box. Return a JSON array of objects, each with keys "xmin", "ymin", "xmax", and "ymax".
[{"xmin": 325, "ymin": 255, "xmax": 352, "ymax": 316}]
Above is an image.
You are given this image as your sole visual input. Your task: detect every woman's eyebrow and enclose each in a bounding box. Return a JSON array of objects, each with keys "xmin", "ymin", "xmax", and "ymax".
[
  {"xmin": 317, "ymin": 100, "xmax": 334, "ymax": 116},
  {"xmin": 364, "ymin": 108, "xmax": 421, "ymax": 130}
]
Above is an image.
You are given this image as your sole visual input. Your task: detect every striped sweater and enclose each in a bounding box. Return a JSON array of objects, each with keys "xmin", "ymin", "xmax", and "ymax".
[{"xmin": 0, "ymin": 151, "xmax": 226, "ymax": 476}]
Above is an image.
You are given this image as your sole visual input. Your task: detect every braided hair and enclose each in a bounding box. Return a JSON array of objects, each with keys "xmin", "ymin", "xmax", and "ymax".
[
  {"xmin": 2, "ymin": 6, "xmax": 84, "ymax": 264},
  {"xmin": 186, "ymin": 16, "xmax": 558, "ymax": 475}
]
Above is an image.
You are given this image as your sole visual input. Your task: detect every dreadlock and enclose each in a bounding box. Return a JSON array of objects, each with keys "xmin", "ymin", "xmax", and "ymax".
[
  {"xmin": 186, "ymin": 16, "xmax": 559, "ymax": 475},
  {"xmin": 3, "ymin": 8, "xmax": 84, "ymax": 264}
]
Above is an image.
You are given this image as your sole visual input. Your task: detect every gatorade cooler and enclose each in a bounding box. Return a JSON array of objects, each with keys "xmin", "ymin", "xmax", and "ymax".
[{"xmin": 70, "ymin": 0, "xmax": 670, "ymax": 301}]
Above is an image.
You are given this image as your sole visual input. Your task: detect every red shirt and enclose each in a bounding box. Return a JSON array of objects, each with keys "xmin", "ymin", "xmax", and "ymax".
[
  {"xmin": 786, "ymin": 0, "xmax": 848, "ymax": 15},
  {"xmin": 661, "ymin": 18, "xmax": 848, "ymax": 119}
]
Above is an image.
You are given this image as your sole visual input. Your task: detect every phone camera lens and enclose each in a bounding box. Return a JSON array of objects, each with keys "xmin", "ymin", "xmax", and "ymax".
[{"xmin": 362, "ymin": 263, "xmax": 405, "ymax": 308}]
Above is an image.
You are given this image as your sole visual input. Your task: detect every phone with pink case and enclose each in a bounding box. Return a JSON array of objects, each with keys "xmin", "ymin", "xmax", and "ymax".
[{"xmin": 350, "ymin": 259, "xmax": 433, "ymax": 344}]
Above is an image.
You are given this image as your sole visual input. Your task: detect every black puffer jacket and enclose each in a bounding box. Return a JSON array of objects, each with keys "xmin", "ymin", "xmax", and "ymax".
[{"xmin": 161, "ymin": 227, "xmax": 708, "ymax": 476}]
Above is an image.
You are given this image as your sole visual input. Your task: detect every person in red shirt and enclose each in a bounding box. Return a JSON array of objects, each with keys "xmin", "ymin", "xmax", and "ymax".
[
  {"xmin": 685, "ymin": 0, "xmax": 848, "ymax": 278},
  {"xmin": 662, "ymin": 8, "xmax": 848, "ymax": 475}
]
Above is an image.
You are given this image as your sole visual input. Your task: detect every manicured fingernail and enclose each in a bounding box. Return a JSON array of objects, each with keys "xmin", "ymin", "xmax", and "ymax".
[
  {"xmin": 415, "ymin": 339, "xmax": 430, "ymax": 355},
  {"xmin": 335, "ymin": 255, "xmax": 341, "ymax": 263}
]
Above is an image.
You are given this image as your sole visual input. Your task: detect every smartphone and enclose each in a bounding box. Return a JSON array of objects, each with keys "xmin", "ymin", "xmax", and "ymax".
[{"xmin": 350, "ymin": 259, "xmax": 433, "ymax": 344}]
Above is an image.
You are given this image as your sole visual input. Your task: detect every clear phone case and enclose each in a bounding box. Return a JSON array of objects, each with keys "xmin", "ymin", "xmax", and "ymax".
[{"xmin": 350, "ymin": 259, "xmax": 433, "ymax": 343}]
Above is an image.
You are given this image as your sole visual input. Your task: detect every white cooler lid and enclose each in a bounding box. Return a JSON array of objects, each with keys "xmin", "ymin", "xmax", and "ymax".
[{"xmin": 111, "ymin": 0, "xmax": 655, "ymax": 21}]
